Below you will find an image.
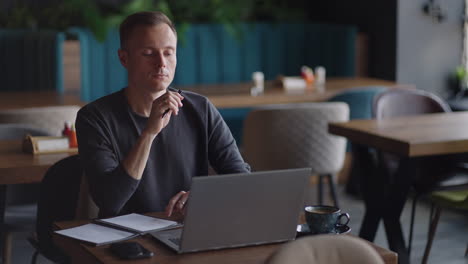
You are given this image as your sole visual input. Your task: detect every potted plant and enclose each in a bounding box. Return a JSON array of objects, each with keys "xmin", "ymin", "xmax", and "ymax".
[{"xmin": 448, "ymin": 66, "xmax": 468, "ymax": 99}]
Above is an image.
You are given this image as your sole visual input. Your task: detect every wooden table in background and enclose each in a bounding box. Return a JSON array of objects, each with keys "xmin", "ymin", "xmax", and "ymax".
[
  {"xmin": 181, "ymin": 77, "xmax": 397, "ymax": 108},
  {"xmin": 0, "ymin": 91, "xmax": 84, "ymax": 110},
  {"xmin": 53, "ymin": 212, "xmax": 398, "ymax": 264},
  {"xmin": 329, "ymin": 111, "xmax": 468, "ymax": 264},
  {"xmin": 0, "ymin": 77, "xmax": 397, "ymax": 110},
  {"xmin": 0, "ymin": 140, "xmax": 77, "ymax": 222},
  {"xmin": 329, "ymin": 111, "xmax": 468, "ymax": 157}
]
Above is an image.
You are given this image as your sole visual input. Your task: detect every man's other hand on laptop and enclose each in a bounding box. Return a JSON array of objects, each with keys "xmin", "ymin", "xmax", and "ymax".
[{"xmin": 166, "ymin": 191, "xmax": 190, "ymax": 217}]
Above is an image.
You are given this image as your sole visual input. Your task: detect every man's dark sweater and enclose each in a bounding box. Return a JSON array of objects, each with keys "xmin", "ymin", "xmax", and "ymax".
[{"xmin": 76, "ymin": 88, "xmax": 250, "ymax": 217}]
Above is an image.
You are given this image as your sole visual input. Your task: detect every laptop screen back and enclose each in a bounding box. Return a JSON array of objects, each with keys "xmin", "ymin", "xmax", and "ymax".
[{"xmin": 178, "ymin": 168, "xmax": 311, "ymax": 253}]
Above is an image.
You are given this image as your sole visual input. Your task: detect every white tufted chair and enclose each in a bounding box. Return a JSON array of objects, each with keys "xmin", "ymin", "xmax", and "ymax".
[
  {"xmin": 242, "ymin": 102, "xmax": 349, "ymax": 207},
  {"xmin": 0, "ymin": 106, "xmax": 81, "ymax": 136}
]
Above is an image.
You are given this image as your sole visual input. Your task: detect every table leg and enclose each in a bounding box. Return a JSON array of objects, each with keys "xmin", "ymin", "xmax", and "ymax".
[
  {"xmin": 382, "ymin": 157, "xmax": 414, "ymax": 264},
  {"xmin": 355, "ymin": 145, "xmax": 383, "ymax": 242},
  {"xmin": 357, "ymin": 148, "xmax": 413, "ymax": 264},
  {"xmin": 0, "ymin": 185, "xmax": 6, "ymax": 225},
  {"xmin": 0, "ymin": 185, "xmax": 7, "ymax": 262}
]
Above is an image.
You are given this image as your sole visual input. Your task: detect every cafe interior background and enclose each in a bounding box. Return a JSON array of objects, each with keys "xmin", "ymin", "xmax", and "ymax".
[{"xmin": 0, "ymin": 0, "xmax": 467, "ymax": 263}]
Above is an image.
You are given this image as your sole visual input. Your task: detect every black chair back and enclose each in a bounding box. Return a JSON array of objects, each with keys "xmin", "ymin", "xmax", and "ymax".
[{"xmin": 36, "ymin": 155, "xmax": 82, "ymax": 263}]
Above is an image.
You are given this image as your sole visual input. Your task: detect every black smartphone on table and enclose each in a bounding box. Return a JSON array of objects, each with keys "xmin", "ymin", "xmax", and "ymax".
[{"xmin": 110, "ymin": 241, "xmax": 154, "ymax": 260}]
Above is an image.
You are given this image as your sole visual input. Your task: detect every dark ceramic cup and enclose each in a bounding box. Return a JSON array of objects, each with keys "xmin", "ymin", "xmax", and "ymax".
[{"xmin": 304, "ymin": 205, "xmax": 350, "ymax": 234}]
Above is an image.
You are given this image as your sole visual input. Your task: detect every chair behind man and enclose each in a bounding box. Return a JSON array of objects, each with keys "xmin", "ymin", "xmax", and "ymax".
[
  {"xmin": 29, "ymin": 155, "xmax": 83, "ymax": 263},
  {"xmin": 372, "ymin": 89, "xmax": 468, "ymax": 256},
  {"xmin": 242, "ymin": 102, "xmax": 349, "ymax": 207}
]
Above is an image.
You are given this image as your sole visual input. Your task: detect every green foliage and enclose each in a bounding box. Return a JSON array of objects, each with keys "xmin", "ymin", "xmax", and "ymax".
[
  {"xmin": 0, "ymin": 1, "xmax": 82, "ymax": 31},
  {"xmin": 0, "ymin": 0, "xmax": 307, "ymax": 42},
  {"xmin": 454, "ymin": 66, "xmax": 468, "ymax": 91},
  {"xmin": 455, "ymin": 66, "xmax": 468, "ymax": 82},
  {"xmin": 76, "ymin": 0, "xmax": 159, "ymax": 41},
  {"xmin": 1, "ymin": 4, "xmax": 37, "ymax": 29}
]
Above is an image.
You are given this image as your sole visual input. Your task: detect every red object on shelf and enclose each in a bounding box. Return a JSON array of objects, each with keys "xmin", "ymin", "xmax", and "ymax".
[
  {"xmin": 62, "ymin": 121, "xmax": 71, "ymax": 137},
  {"xmin": 69, "ymin": 124, "xmax": 78, "ymax": 148},
  {"xmin": 301, "ymin": 65, "xmax": 314, "ymax": 85}
]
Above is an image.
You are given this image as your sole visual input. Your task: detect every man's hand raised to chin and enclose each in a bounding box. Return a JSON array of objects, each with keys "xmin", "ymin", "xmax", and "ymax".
[
  {"xmin": 122, "ymin": 89, "xmax": 183, "ymax": 181},
  {"xmin": 144, "ymin": 89, "xmax": 184, "ymax": 137}
]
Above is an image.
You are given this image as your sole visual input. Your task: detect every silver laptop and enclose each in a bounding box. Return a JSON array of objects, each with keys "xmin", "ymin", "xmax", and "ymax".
[{"xmin": 151, "ymin": 168, "xmax": 311, "ymax": 253}]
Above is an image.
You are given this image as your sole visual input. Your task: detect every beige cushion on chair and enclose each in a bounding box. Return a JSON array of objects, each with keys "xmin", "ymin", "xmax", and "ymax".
[
  {"xmin": 0, "ymin": 105, "xmax": 81, "ymax": 136},
  {"xmin": 242, "ymin": 103, "xmax": 349, "ymax": 206},
  {"xmin": 243, "ymin": 102, "xmax": 349, "ymax": 174},
  {"xmin": 266, "ymin": 235, "xmax": 384, "ymax": 264}
]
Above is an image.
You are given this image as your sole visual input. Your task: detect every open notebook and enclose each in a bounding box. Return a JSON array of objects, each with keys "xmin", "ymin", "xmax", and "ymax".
[{"xmin": 55, "ymin": 213, "xmax": 179, "ymax": 246}]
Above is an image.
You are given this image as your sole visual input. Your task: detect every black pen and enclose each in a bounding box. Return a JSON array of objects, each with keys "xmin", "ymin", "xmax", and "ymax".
[{"xmin": 162, "ymin": 89, "xmax": 182, "ymax": 118}]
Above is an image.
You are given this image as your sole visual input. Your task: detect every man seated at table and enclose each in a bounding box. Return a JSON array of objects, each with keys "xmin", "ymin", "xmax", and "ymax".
[{"xmin": 76, "ymin": 11, "xmax": 250, "ymax": 218}]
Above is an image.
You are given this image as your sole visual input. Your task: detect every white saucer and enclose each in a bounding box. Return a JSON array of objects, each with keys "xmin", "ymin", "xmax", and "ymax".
[{"xmin": 296, "ymin": 224, "xmax": 351, "ymax": 236}]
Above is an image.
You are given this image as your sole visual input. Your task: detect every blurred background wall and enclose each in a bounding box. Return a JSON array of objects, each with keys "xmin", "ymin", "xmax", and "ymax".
[
  {"xmin": 397, "ymin": 0, "xmax": 463, "ymax": 98},
  {"xmin": 1, "ymin": 0, "xmax": 466, "ymax": 98}
]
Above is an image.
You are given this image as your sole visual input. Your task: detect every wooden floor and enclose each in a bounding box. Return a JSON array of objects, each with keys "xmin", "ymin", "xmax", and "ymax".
[{"xmin": 5, "ymin": 185, "xmax": 468, "ymax": 264}]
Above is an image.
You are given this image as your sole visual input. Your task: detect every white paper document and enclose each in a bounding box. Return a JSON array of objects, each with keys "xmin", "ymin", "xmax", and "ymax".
[
  {"xmin": 54, "ymin": 223, "xmax": 138, "ymax": 246},
  {"xmin": 36, "ymin": 138, "xmax": 69, "ymax": 151},
  {"xmin": 97, "ymin": 213, "xmax": 179, "ymax": 233}
]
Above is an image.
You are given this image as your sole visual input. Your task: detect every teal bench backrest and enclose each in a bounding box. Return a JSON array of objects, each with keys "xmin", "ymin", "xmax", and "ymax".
[
  {"xmin": 327, "ymin": 86, "xmax": 388, "ymax": 151},
  {"xmin": 327, "ymin": 86, "xmax": 389, "ymax": 120},
  {"xmin": 72, "ymin": 23, "xmax": 357, "ymax": 102},
  {"xmin": 68, "ymin": 27, "xmax": 126, "ymax": 101},
  {"xmin": 0, "ymin": 30, "xmax": 65, "ymax": 92},
  {"xmin": 174, "ymin": 23, "xmax": 357, "ymax": 85},
  {"xmin": 217, "ymin": 107, "xmax": 253, "ymax": 147}
]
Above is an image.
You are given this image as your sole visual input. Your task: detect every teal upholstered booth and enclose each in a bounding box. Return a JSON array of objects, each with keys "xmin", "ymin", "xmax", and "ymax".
[
  {"xmin": 327, "ymin": 85, "xmax": 388, "ymax": 151},
  {"xmin": 0, "ymin": 30, "xmax": 65, "ymax": 92},
  {"xmin": 72, "ymin": 23, "xmax": 357, "ymax": 102},
  {"xmin": 217, "ymin": 107, "xmax": 253, "ymax": 146},
  {"xmin": 68, "ymin": 27, "xmax": 126, "ymax": 101},
  {"xmin": 327, "ymin": 86, "xmax": 388, "ymax": 120}
]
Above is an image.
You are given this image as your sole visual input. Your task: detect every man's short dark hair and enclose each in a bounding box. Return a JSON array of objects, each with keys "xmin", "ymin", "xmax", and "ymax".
[{"xmin": 119, "ymin": 11, "xmax": 177, "ymax": 49}]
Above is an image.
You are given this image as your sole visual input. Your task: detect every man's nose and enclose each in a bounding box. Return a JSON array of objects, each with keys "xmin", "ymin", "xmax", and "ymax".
[{"xmin": 154, "ymin": 53, "xmax": 166, "ymax": 68}]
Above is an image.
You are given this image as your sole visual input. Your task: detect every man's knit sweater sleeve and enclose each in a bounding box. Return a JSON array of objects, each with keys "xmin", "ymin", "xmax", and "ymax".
[
  {"xmin": 206, "ymin": 100, "xmax": 250, "ymax": 174},
  {"xmin": 76, "ymin": 104, "xmax": 139, "ymax": 216}
]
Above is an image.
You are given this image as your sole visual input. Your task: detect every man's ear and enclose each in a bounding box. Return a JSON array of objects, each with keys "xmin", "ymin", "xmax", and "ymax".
[{"xmin": 118, "ymin": 49, "xmax": 128, "ymax": 69}]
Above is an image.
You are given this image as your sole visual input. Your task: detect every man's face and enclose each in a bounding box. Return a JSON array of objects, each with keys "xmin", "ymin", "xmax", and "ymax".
[{"xmin": 118, "ymin": 24, "xmax": 177, "ymax": 93}]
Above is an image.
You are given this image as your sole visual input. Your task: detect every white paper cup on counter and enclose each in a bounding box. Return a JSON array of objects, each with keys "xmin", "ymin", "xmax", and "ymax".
[
  {"xmin": 315, "ymin": 66, "xmax": 326, "ymax": 88},
  {"xmin": 252, "ymin": 71, "xmax": 264, "ymax": 94}
]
